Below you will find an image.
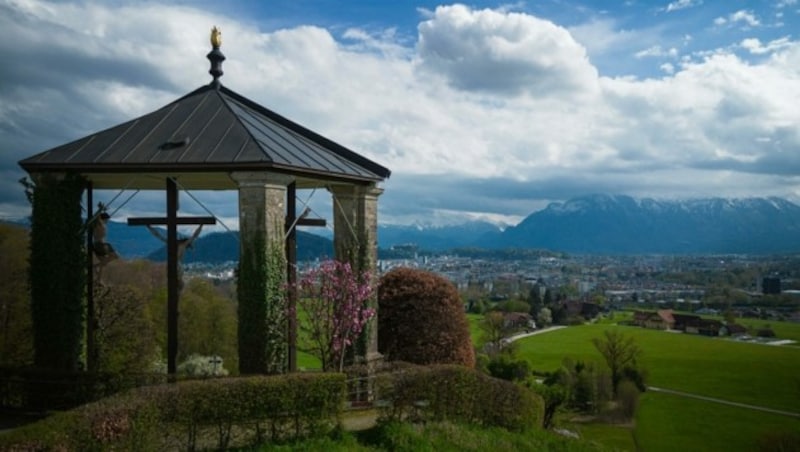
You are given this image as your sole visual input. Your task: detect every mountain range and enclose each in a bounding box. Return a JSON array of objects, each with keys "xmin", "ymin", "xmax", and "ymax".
[
  {"xmin": 6, "ymin": 194, "xmax": 800, "ymax": 258},
  {"xmin": 380, "ymin": 195, "xmax": 800, "ymax": 254},
  {"xmin": 492, "ymin": 195, "xmax": 800, "ymax": 254}
]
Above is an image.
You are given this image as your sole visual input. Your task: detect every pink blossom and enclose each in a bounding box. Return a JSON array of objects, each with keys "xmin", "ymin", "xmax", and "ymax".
[{"xmin": 294, "ymin": 260, "xmax": 375, "ymax": 371}]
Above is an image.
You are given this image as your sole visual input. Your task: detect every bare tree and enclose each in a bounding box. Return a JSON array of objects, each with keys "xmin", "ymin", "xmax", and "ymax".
[{"xmin": 592, "ymin": 329, "xmax": 642, "ymax": 395}]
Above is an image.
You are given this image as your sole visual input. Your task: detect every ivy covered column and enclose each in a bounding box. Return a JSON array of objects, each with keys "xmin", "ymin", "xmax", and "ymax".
[
  {"xmin": 330, "ymin": 183, "xmax": 383, "ymax": 364},
  {"xmin": 26, "ymin": 173, "xmax": 86, "ymax": 371},
  {"xmin": 232, "ymin": 171, "xmax": 293, "ymax": 374}
]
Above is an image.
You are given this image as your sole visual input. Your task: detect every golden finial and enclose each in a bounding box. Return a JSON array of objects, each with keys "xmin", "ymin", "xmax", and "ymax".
[{"xmin": 210, "ymin": 26, "xmax": 222, "ymax": 48}]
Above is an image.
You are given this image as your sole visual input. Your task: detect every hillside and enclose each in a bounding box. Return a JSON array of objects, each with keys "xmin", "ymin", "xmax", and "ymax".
[{"xmin": 146, "ymin": 230, "xmax": 334, "ymax": 264}]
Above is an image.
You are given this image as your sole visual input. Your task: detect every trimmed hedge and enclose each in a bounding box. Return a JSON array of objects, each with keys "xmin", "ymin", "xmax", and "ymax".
[
  {"xmin": 0, "ymin": 372, "xmax": 345, "ymax": 451},
  {"xmin": 0, "ymin": 367, "xmax": 167, "ymax": 412},
  {"xmin": 378, "ymin": 364, "xmax": 543, "ymax": 432}
]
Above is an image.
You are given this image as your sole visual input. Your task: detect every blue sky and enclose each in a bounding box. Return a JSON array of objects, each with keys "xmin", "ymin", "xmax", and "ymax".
[{"xmin": 2, "ymin": 0, "xmax": 799, "ymax": 230}]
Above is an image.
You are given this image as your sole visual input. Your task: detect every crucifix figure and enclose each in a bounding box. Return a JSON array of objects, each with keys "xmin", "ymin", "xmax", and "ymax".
[
  {"xmin": 146, "ymin": 223, "xmax": 204, "ymax": 292},
  {"xmin": 127, "ymin": 179, "xmax": 215, "ymax": 376}
]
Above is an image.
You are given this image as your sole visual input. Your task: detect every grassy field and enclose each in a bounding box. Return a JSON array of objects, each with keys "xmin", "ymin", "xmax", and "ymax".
[
  {"xmin": 514, "ymin": 323, "xmax": 800, "ymax": 412},
  {"xmin": 634, "ymin": 391, "xmax": 800, "ymax": 452},
  {"xmin": 508, "ymin": 320, "xmax": 800, "ymax": 451}
]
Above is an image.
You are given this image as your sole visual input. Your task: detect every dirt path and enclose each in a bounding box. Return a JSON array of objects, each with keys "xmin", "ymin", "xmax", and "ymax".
[{"xmin": 647, "ymin": 386, "xmax": 800, "ymax": 418}]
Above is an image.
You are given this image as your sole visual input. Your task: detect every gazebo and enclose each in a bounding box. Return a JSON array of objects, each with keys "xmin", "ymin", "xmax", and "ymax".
[{"xmin": 18, "ymin": 28, "xmax": 390, "ymax": 376}]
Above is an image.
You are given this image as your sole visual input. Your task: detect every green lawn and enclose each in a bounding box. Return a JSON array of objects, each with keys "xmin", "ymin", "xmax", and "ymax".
[
  {"xmin": 515, "ymin": 323, "xmax": 800, "ymax": 412},
  {"xmin": 565, "ymin": 422, "xmax": 636, "ymax": 452},
  {"xmin": 634, "ymin": 391, "xmax": 800, "ymax": 452},
  {"xmin": 467, "ymin": 313, "xmax": 485, "ymax": 347}
]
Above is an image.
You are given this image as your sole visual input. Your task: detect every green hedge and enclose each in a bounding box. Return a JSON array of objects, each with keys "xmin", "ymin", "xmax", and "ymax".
[
  {"xmin": 0, "ymin": 366, "xmax": 167, "ymax": 411},
  {"xmin": 0, "ymin": 372, "xmax": 345, "ymax": 451},
  {"xmin": 377, "ymin": 364, "xmax": 543, "ymax": 431}
]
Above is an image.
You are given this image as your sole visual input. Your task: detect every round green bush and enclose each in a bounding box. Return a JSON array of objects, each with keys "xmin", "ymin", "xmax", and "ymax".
[{"xmin": 378, "ymin": 268, "xmax": 475, "ymax": 367}]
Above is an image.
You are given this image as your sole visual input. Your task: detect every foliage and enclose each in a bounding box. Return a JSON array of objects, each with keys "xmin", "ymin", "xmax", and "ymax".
[
  {"xmin": 592, "ymin": 329, "xmax": 643, "ymax": 396},
  {"xmin": 238, "ymin": 236, "xmax": 288, "ymax": 374},
  {"xmin": 178, "ymin": 278, "xmax": 238, "ymax": 373},
  {"xmin": 479, "ymin": 311, "xmax": 511, "ymax": 352},
  {"xmin": 0, "ymin": 223, "xmax": 33, "ymax": 366},
  {"xmin": 177, "ymin": 354, "xmax": 229, "ymax": 377},
  {"xmin": 527, "ymin": 382, "xmax": 567, "ymax": 430},
  {"xmin": 296, "ymin": 260, "xmax": 375, "ymax": 371},
  {"xmin": 0, "ymin": 373, "xmax": 345, "ymax": 451},
  {"xmin": 486, "ymin": 354, "xmax": 530, "ymax": 382},
  {"xmin": 538, "ymin": 307, "xmax": 553, "ymax": 326},
  {"xmin": 614, "ymin": 380, "xmax": 640, "ymax": 421},
  {"xmin": 91, "ymin": 280, "xmax": 160, "ymax": 374},
  {"xmin": 378, "ymin": 364, "xmax": 543, "ymax": 431},
  {"xmin": 497, "ymin": 299, "xmax": 531, "ymax": 313},
  {"xmin": 90, "ymin": 260, "xmax": 239, "ymax": 375},
  {"xmin": 527, "ymin": 283, "xmax": 544, "ymax": 317},
  {"xmin": 554, "ymin": 359, "xmax": 612, "ymax": 413},
  {"xmin": 357, "ymin": 420, "xmax": 606, "ymax": 452},
  {"xmin": 0, "ymin": 366, "xmax": 167, "ymax": 412},
  {"xmin": 378, "ymin": 267, "xmax": 475, "ymax": 367},
  {"xmin": 24, "ymin": 174, "xmax": 87, "ymax": 371}
]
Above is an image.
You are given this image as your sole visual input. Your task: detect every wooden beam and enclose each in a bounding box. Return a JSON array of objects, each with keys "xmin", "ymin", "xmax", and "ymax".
[
  {"xmin": 127, "ymin": 216, "xmax": 216, "ymax": 226},
  {"xmin": 166, "ymin": 179, "xmax": 178, "ymax": 378},
  {"xmin": 296, "ymin": 218, "xmax": 326, "ymax": 227}
]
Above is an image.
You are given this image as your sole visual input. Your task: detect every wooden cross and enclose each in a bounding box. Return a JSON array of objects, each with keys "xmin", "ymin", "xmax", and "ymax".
[{"xmin": 127, "ymin": 178, "xmax": 215, "ymax": 376}]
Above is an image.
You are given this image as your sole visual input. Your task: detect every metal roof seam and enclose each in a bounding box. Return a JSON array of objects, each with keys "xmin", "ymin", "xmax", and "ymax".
[
  {"xmin": 176, "ymin": 100, "xmax": 224, "ymax": 162},
  {"xmin": 204, "ymin": 115, "xmax": 236, "ymax": 163}
]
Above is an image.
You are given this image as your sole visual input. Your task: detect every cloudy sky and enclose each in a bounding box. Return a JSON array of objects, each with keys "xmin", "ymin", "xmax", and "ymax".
[{"xmin": 2, "ymin": 0, "xmax": 800, "ymax": 231}]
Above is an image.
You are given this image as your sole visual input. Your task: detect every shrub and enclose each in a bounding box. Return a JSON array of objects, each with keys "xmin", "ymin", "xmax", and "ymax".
[
  {"xmin": 378, "ymin": 364, "xmax": 542, "ymax": 431},
  {"xmin": 487, "ymin": 355, "xmax": 530, "ymax": 382},
  {"xmin": 378, "ymin": 267, "xmax": 475, "ymax": 367},
  {"xmin": 0, "ymin": 372, "xmax": 346, "ymax": 451},
  {"xmin": 177, "ymin": 354, "xmax": 229, "ymax": 377},
  {"xmin": 614, "ymin": 380, "xmax": 640, "ymax": 421},
  {"xmin": 498, "ymin": 299, "xmax": 530, "ymax": 313},
  {"xmin": 555, "ymin": 359, "xmax": 612, "ymax": 413}
]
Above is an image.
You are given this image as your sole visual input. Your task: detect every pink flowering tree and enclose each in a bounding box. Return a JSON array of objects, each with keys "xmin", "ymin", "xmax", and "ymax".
[{"xmin": 296, "ymin": 260, "xmax": 375, "ymax": 372}]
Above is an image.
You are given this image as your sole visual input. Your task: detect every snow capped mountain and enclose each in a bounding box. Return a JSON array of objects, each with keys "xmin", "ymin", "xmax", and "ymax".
[{"xmin": 497, "ymin": 195, "xmax": 800, "ymax": 254}]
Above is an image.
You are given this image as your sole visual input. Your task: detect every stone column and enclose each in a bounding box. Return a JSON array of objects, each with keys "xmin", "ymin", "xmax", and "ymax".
[
  {"xmin": 232, "ymin": 171, "xmax": 294, "ymax": 374},
  {"xmin": 330, "ymin": 183, "xmax": 383, "ymax": 364}
]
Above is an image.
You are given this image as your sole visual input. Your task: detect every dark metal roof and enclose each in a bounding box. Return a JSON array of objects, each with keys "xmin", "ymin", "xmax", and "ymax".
[{"xmin": 18, "ymin": 84, "xmax": 390, "ymax": 190}]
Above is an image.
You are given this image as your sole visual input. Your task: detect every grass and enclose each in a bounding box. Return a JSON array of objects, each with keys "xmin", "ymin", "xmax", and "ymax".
[
  {"xmin": 733, "ymin": 318, "xmax": 800, "ymax": 345},
  {"xmin": 514, "ymin": 323, "xmax": 800, "ymax": 412},
  {"xmin": 297, "ymin": 350, "xmax": 321, "ymax": 370},
  {"xmin": 634, "ymin": 391, "xmax": 800, "ymax": 452},
  {"xmin": 565, "ymin": 421, "xmax": 636, "ymax": 452},
  {"xmin": 255, "ymin": 421, "xmax": 611, "ymax": 451}
]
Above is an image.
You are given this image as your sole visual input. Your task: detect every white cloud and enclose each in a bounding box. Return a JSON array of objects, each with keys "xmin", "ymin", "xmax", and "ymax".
[
  {"xmin": 740, "ymin": 36, "xmax": 793, "ymax": 54},
  {"xmin": 635, "ymin": 45, "xmax": 679, "ymax": 58},
  {"xmin": 3, "ymin": 1, "xmax": 800, "ymax": 225},
  {"xmin": 714, "ymin": 10, "xmax": 761, "ymax": 29},
  {"xmin": 415, "ymin": 4, "xmax": 599, "ymax": 96},
  {"xmin": 665, "ymin": 0, "xmax": 701, "ymax": 12}
]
